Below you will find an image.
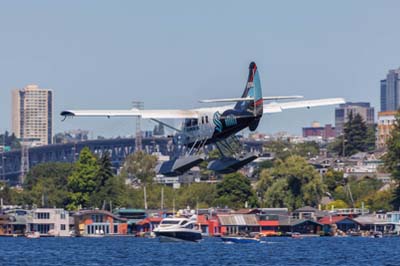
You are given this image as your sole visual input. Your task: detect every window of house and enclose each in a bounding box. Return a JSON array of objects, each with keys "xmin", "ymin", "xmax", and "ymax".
[{"xmin": 36, "ymin": 212, "xmax": 50, "ymax": 219}]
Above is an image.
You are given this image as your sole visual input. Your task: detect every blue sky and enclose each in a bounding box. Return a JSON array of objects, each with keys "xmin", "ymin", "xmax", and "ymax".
[{"xmin": 1, "ymin": 1, "xmax": 400, "ymax": 137}]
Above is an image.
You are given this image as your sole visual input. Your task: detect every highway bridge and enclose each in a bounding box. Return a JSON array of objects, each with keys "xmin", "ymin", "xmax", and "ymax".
[{"xmin": 0, "ymin": 137, "xmax": 264, "ymax": 185}]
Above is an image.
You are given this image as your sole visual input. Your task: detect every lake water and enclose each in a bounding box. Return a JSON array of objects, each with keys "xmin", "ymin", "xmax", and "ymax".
[{"xmin": 0, "ymin": 236, "xmax": 399, "ymax": 266}]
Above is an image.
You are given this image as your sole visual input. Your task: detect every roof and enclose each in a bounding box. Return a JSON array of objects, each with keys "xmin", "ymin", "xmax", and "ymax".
[
  {"xmin": 279, "ymin": 218, "xmax": 323, "ymax": 227},
  {"xmin": 318, "ymin": 216, "xmax": 359, "ymax": 225},
  {"xmin": 293, "ymin": 206, "xmax": 317, "ymax": 213},
  {"xmin": 234, "ymin": 209, "xmax": 258, "ymax": 214},
  {"xmin": 354, "ymin": 215, "xmax": 390, "ymax": 225},
  {"xmin": 115, "ymin": 209, "xmax": 146, "ymax": 214},
  {"xmin": 137, "ymin": 217, "xmax": 163, "ymax": 225},
  {"xmin": 218, "ymin": 214, "xmax": 259, "ymax": 226},
  {"xmin": 74, "ymin": 210, "xmax": 127, "ymax": 222}
]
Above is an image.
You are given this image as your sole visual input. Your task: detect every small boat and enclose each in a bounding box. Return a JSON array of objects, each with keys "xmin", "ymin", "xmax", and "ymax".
[
  {"xmin": 291, "ymin": 232, "xmax": 302, "ymax": 239},
  {"xmin": 26, "ymin": 232, "xmax": 40, "ymax": 239},
  {"xmin": 221, "ymin": 236, "xmax": 261, "ymax": 244},
  {"xmin": 372, "ymin": 232, "xmax": 383, "ymax": 238},
  {"xmin": 153, "ymin": 217, "xmax": 202, "ymax": 242}
]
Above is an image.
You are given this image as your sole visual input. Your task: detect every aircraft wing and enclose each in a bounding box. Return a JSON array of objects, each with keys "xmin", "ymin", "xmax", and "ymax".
[
  {"xmin": 60, "ymin": 109, "xmax": 199, "ymax": 119},
  {"xmin": 263, "ymin": 98, "xmax": 345, "ymax": 113}
]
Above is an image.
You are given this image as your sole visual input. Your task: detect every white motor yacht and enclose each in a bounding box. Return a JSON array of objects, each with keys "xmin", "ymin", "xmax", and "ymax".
[{"xmin": 153, "ymin": 217, "xmax": 202, "ymax": 242}]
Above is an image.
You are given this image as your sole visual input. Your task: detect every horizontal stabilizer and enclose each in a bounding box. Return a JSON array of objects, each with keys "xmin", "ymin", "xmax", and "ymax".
[
  {"xmin": 263, "ymin": 98, "xmax": 345, "ymax": 114},
  {"xmin": 199, "ymin": 97, "xmax": 254, "ymax": 103},
  {"xmin": 199, "ymin": 95, "xmax": 304, "ymax": 103}
]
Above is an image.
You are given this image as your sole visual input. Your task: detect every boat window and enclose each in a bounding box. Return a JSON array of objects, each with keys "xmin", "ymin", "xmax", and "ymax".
[
  {"xmin": 180, "ymin": 221, "xmax": 187, "ymax": 225},
  {"xmin": 185, "ymin": 223, "xmax": 194, "ymax": 229},
  {"xmin": 201, "ymin": 116, "xmax": 204, "ymax": 124},
  {"xmin": 161, "ymin": 220, "xmax": 180, "ymax": 225},
  {"xmin": 205, "ymin": 116, "xmax": 209, "ymax": 123}
]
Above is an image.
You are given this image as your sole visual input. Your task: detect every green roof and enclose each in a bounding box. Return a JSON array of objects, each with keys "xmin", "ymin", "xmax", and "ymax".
[{"xmin": 115, "ymin": 209, "xmax": 146, "ymax": 214}]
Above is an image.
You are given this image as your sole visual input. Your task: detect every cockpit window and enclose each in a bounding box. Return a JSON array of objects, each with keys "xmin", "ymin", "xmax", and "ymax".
[{"xmin": 185, "ymin": 118, "xmax": 198, "ymax": 127}]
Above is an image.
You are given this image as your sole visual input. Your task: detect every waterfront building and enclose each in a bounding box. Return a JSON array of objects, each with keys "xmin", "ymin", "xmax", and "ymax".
[
  {"xmin": 302, "ymin": 122, "xmax": 336, "ymax": 140},
  {"xmin": 380, "ymin": 68, "xmax": 400, "ymax": 112},
  {"xmin": 114, "ymin": 209, "xmax": 147, "ymax": 234},
  {"xmin": 0, "ymin": 209, "xmax": 30, "ymax": 236},
  {"xmin": 377, "ymin": 111, "xmax": 397, "ymax": 149},
  {"xmin": 218, "ymin": 214, "xmax": 260, "ymax": 235},
  {"xmin": 318, "ymin": 216, "xmax": 360, "ymax": 235},
  {"xmin": 354, "ymin": 214, "xmax": 396, "ymax": 233},
  {"xmin": 135, "ymin": 217, "xmax": 163, "ymax": 235},
  {"xmin": 292, "ymin": 206, "xmax": 330, "ymax": 221},
  {"xmin": 29, "ymin": 208, "xmax": 70, "ymax": 236},
  {"xmin": 335, "ymin": 102, "xmax": 375, "ymax": 136},
  {"xmin": 11, "ymin": 85, "xmax": 53, "ymax": 146},
  {"xmin": 278, "ymin": 219, "xmax": 323, "ymax": 235},
  {"xmin": 73, "ymin": 210, "xmax": 128, "ymax": 236}
]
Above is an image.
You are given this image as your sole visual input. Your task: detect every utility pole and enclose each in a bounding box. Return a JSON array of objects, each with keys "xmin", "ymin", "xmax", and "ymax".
[
  {"xmin": 1, "ymin": 134, "xmax": 5, "ymax": 182},
  {"xmin": 20, "ymin": 139, "xmax": 29, "ymax": 185},
  {"xmin": 143, "ymin": 185, "xmax": 148, "ymax": 210},
  {"xmin": 161, "ymin": 186, "xmax": 164, "ymax": 213},
  {"xmin": 132, "ymin": 101, "xmax": 144, "ymax": 152}
]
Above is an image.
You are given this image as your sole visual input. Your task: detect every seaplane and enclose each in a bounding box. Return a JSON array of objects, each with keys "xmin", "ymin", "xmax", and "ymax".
[{"xmin": 61, "ymin": 62, "xmax": 345, "ymax": 176}]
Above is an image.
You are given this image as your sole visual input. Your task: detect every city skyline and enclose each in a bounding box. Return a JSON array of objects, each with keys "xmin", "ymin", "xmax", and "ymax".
[{"xmin": 1, "ymin": 1, "xmax": 400, "ymax": 138}]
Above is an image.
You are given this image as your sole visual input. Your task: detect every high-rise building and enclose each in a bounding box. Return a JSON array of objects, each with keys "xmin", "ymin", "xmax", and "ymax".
[
  {"xmin": 335, "ymin": 102, "xmax": 375, "ymax": 136},
  {"xmin": 12, "ymin": 85, "xmax": 53, "ymax": 146},
  {"xmin": 381, "ymin": 68, "xmax": 400, "ymax": 112},
  {"xmin": 377, "ymin": 111, "xmax": 397, "ymax": 149}
]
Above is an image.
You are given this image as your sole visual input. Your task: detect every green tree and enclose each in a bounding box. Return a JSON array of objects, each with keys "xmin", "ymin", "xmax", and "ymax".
[
  {"xmin": 177, "ymin": 183, "xmax": 217, "ymax": 208},
  {"xmin": 0, "ymin": 131, "xmax": 21, "ymax": 150},
  {"xmin": 361, "ymin": 190, "xmax": 393, "ymax": 211},
  {"xmin": 88, "ymin": 151, "xmax": 130, "ymax": 209},
  {"xmin": 329, "ymin": 112, "xmax": 370, "ymax": 156},
  {"xmin": 343, "ymin": 112, "xmax": 368, "ymax": 156},
  {"xmin": 383, "ymin": 111, "xmax": 400, "ymax": 209},
  {"xmin": 215, "ymin": 173, "xmax": 258, "ymax": 208},
  {"xmin": 257, "ymin": 155, "xmax": 325, "ymax": 210},
  {"xmin": 324, "ymin": 170, "xmax": 344, "ymax": 192},
  {"xmin": 21, "ymin": 162, "xmax": 74, "ymax": 207},
  {"xmin": 365, "ymin": 125, "xmax": 376, "ymax": 151},
  {"xmin": 0, "ymin": 181, "xmax": 14, "ymax": 205},
  {"xmin": 67, "ymin": 147, "xmax": 100, "ymax": 210},
  {"xmin": 325, "ymin": 199, "xmax": 349, "ymax": 210},
  {"xmin": 120, "ymin": 151, "xmax": 158, "ymax": 184},
  {"xmin": 292, "ymin": 142, "xmax": 320, "ymax": 158},
  {"xmin": 264, "ymin": 140, "xmax": 292, "ymax": 160}
]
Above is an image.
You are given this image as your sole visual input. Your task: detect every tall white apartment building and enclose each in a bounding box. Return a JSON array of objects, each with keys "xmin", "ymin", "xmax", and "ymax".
[{"xmin": 12, "ymin": 85, "xmax": 53, "ymax": 146}]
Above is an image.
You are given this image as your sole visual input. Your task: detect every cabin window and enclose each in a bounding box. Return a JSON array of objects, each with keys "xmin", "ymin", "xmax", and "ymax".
[
  {"xmin": 201, "ymin": 116, "xmax": 204, "ymax": 124},
  {"xmin": 205, "ymin": 116, "xmax": 209, "ymax": 123}
]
